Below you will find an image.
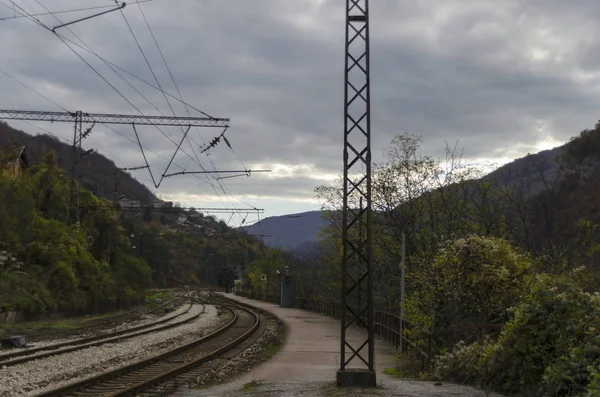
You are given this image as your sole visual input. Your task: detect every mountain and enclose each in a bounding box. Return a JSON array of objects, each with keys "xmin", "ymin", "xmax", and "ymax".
[
  {"xmin": 0, "ymin": 122, "xmax": 158, "ymax": 204},
  {"xmin": 241, "ymin": 142, "xmax": 578, "ymax": 256},
  {"xmin": 240, "ymin": 210, "xmax": 327, "ymax": 251},
  {"xmin": 483, "ymin": 144, "xmax": 567, "ymax": 197}
]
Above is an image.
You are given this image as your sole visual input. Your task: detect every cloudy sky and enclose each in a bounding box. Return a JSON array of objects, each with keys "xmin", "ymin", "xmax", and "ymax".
[{"xmin": 1, "ymin": 0, "xmax": 599, "ymax": 226}]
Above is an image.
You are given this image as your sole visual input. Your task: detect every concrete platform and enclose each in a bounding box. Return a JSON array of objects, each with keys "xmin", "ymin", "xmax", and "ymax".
[
  {"xmin": 218, "ymin": 293, "xmax": 396, "ymax": 382},
  {"xmin": 180, "ymin": 293, "xmax": 504, "ymax": 397}
]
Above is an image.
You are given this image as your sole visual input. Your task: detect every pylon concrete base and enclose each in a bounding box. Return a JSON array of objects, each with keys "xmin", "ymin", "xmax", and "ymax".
[{"xmin": 336, "ymin": 369, "xmax": 377, "ymax": 388}]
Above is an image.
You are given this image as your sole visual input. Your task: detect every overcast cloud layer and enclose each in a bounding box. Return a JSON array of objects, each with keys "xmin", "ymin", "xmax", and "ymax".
[{"xmin": 1, "ymin": 0, "xmax": 600, "ymax": 225}]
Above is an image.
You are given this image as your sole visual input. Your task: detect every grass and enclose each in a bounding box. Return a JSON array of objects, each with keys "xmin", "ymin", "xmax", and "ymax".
[
  {"xmin": 241, "ymin": 379, "xmax": 264, "ymax": 392},
  {"xmin": 0, "ymin": 288, "xmax": 179, "ymax": 336},
  {"xmin": 383, "ymin": 367, "xmax": 411, "ymax": 379},
  {"xmin": 0, "ymin": 309, "xmax": 131, "ymax": 334},
  {"xmin": 261, "ymin": 325, "xmax": 284, "ymax": 360},
  {"xmin": 144, "ymin": 288, "xmax": 175, "ymax": 308}
]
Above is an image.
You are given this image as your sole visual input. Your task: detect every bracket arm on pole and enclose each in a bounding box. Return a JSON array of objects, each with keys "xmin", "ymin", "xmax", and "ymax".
[{"xmin": 52, "ymin": 2, "xmax": 126, "ymax": 32}]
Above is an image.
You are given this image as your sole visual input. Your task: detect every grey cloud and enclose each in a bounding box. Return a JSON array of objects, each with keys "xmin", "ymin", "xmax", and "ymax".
[{"xmin": 2, "ymin": 0, "xmax": 600, "ymax": 215}]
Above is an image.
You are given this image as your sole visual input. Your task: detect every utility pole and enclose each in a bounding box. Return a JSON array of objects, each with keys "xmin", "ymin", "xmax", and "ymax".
[
  {"xmin": 114, "ymin": 169, "xmax": 119, "ymax": 205},
  {"xmin": 400, "ymin": 232, "xmax": 406, "ymax": 352},
  {"xmin": 338, "ymin": 0, "xmax": 375, "ymax": 388},
  {"xmin": 68, "ymin": 111, "xmax": 93, "ymax": 225}
]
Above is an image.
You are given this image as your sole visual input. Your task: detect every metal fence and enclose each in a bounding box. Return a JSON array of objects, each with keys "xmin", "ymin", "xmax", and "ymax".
[
  {"xmin": 234, "ymin": 293, "xmax": 504, "ymax": 370},
  {"xmin": 297, "ymin": 298, "xmax": 433, "ymax": 370}
]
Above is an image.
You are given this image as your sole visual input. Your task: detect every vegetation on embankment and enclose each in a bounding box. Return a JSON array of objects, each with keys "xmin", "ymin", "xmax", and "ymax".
[
  {"xmin": 0, "ymin": 142, "xmax": 266, "ymax": 323},
  {"xmin": 0, "ymin": 151, "xmax": 149, "ymax": 318},
  {"xmin": 241, "ymin": 123, "xmax": 600, "ymax": 396}
]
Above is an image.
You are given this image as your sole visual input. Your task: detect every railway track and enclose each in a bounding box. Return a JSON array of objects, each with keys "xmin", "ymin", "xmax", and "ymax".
[
  {"xmin": 37, "ymin": 303, "xmax": 260, "ymax": 397},
  {"xmin": 0, "ymin": 293, "xmax": 203, "ymax": 367},
  {"xmin": 0, "ymin": 289, "xmax": 187, "ymax": 344}
]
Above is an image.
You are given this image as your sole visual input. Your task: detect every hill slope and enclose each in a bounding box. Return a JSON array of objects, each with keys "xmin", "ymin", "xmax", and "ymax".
[
  {"xmin": 0, "ymin": 122, "xmax": 158, "ymax": 204},
  {"xmin": 242, "ymin": 140, "xmax": 580, "ymax": 255},
  {"xmin": 240, "ymin": 210, "xmax": 327, "ymax": 250}
]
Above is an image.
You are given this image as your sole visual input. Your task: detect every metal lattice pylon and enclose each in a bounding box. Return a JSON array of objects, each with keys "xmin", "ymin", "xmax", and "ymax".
[{"xmin": 340, "ymin": 0, "xmax": 374, "ymax": 376}]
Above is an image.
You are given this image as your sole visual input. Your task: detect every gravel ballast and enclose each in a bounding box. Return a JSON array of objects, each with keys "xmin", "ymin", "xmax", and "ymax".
[
  {"xmin": 0, "ymin": 304, "xmax": 228, "ymax": 397},
  {"xmin": 0, "ymin": 299, "xmax": 192, "ymax": 357}
]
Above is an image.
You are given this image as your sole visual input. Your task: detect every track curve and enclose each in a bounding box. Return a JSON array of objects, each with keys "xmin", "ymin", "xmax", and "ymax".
[
  {"xmin": 36, "ymin": 304, "xmax": 260, "ymax": 397},
  {"xmin": 0, "ymin": 292, "xmax": 201, "ymax": 367}
]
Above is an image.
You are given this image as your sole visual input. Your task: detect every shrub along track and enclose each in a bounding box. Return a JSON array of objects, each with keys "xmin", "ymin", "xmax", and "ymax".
[
  {"xmin": 1, "ymin": 289, "xmax": 189, "ymax": 344},
  {"xmin": 0, "ymin": 291, "xmax": 203, "ymax": 368},
  {"xmin": 36, "ymin": 303, "xmax": 260, "ymax": 397}
]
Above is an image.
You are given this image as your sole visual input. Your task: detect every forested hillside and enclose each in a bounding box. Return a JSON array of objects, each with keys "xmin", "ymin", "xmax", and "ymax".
[
  {"xmin": 240, "ymin": 210, "xmax": 326, "ymax": 250},
  {"xmin": 0, "ymin": 122, "xmax": 157, "ymax": 204},
  {"xmin": 0, "ymin": 125, "xmax": 267, "ymax": 321}
]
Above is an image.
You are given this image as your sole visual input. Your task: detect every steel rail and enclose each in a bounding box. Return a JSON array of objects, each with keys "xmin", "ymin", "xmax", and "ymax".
[
  {"xmin": 0, "ymin": 289, "xmax": 186, "ymax": 343},
  {"xmin": 0, "ymin": 294, "xmax": 201, "ymax": 367},
  {"xmin": 37, "ymin": 305, "xmax": 259, "ymax": 397}
]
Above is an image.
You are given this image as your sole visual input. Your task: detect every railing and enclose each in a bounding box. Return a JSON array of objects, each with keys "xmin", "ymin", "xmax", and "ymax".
[
  {"xmin": 296, "ymin": 298, "xmax": 505, "ymax": 371},
  {"xmin": 297, "ymin": 298, "xmax": 433, "ymax": 370}
]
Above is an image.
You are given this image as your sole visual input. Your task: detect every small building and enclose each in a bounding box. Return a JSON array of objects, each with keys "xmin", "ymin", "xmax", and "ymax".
[
  {"xmin": 117, "ymin": 198, "xmax": 141, "ymax": 209},
  {"xmin": 3, "ymin": 146, "xmax": 28, "ymax": 178}
]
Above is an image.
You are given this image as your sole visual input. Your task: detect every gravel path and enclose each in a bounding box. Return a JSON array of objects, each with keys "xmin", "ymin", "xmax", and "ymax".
[
  {"xmin": 0, "ymin": 300, "xmax": 191, "ymax": 356},
  {"xmin": 0, "ymin": 304, "xmax": 227, "ymax": 397}
]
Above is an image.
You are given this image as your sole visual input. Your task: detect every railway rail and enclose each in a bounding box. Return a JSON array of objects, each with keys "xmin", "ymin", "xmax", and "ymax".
[
  {"xmin": 0, "ymin": 292, "xmax": 202, "ymax": 367},
  {"xmin": 0, "ymin": 289, "xmax": 188, "ymax": 344},
  {"xmin": 37, "ymin": 303, "xmax": 260, "ymax": 397}
]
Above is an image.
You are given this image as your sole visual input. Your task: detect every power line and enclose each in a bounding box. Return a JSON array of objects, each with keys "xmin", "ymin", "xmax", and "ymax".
[
  {"xmin": 102, "ymin": 124, "xmax": 224, "ymax": 192},
  {"xmin": 163, "ymin": 169, "xmax": 271, "ymax": 178},
  {"xmin": 0, "ymin": 1, "xmax": 152, "ymax": 21},
  {"xmin": 29, "ymin": 0, "xmax": 227, "ymax": 195},
  {"xmin": 117, "ymin": 1, "xmax": 232, "ymax": 214},
  {"xmin": 40, "ymin": 20, "xmax": 213, "ymax": 117},
  {"xmin": 118, "ymin": 7, "xmax": 175, "ymax": 128},
  {"xmin": 133, "ymin": 1, "xmax": 248, "ymax": 224},
  {"xmin": 51, "ymin": 2, "xmax": 125, "ymax": 32},
  {"xmin": 5, "ymin": 1, "xmax": 255, "ymax": 221},
  {"xmin": 19, "ymin": 1, "xmax": 235, "ymax": 201},
  {"xmin": 0, "ymin": 68, "xmax": 68, "ymax": 111},
  {"xmin": 82, "ymin": 204, "xmax": 264, "ymax": 214}
]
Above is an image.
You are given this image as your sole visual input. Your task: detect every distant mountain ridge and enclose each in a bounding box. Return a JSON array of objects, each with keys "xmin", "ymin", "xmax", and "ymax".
[
  {"xmin": 240, "ymin": 210, "xmax": 327, "ymax": 251},
  {"xmin": 242, "ymin": 142, "xmax": 576, "ymax": 255}
]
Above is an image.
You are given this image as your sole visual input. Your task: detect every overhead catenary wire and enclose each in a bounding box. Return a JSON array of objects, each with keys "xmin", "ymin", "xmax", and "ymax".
[
  {"xmin": 3, "ymin": 1, "xmax": 257, "ymax": 225},
  {"xmin": 78, "ymin": 1, "xmax": 237, "ymax": 213},
  {"xmin": 133, "ymin": 2, "xmax": 245, "ymax": 223},
  {"xmin": 24, "ymin": 1, "xmax": 235, "ymax": 199},
  {"xmin": 51, "ymin": 1, "xmax": 126, "ymax": 32},
  {"xmin": 117, "ymin": 6, "xmax": 176, "ymax": 137},
  {"xmin": 0, "ymin": 49, "xmax": 124, "ymax": 165},
  {"xmin": 103, "ymin": 124, "xmax": 232, "ymax": 194},
  {"xmin": 133, "ymin": 1, "xmax": 251, "ymax": 225},
  {"xmin": 123, "ymin": 1, "xmax": 232, "ymax": 213},
  {"xmin": 33, "ymin": 0, "xmax": 223, "ymax": 185},
  {"xmin": 0, "ymin": 67, "xmax": 68, "ymax": 112},
  {"xmin": 0, "ymin": 1, "xmax": 152, "ymax": 21}
]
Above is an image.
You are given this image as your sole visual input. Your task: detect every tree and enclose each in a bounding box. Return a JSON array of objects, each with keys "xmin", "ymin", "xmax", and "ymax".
[{"xmin": 404, "ymin": 235, "xmax": 532, "ymax": 343}]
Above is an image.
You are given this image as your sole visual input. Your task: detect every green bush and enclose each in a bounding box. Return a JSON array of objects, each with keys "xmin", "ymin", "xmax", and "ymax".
[
  {"xmin": 404, "ymin": 235, "xmax": 533, "ymax": 353},
  {"xmin": 434, "ymin": 269, "xmax": 600, "ymax": 396},
  {"xmin": 0, "ymin": 271, "xmax": 56, "ymax": 315}
]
